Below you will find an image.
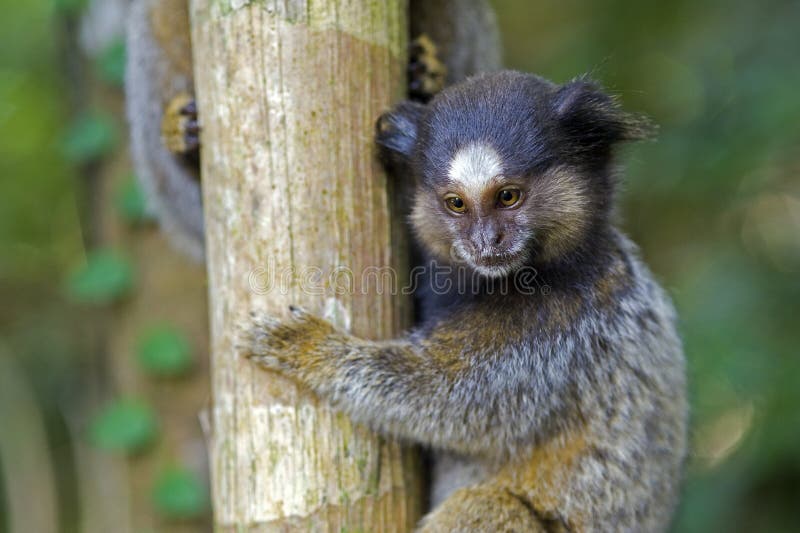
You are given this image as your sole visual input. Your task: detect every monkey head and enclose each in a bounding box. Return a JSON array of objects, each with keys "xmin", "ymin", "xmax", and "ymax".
[{"xmin": 377, "ymin": 70, "xmax": 652, "ymax": 277}]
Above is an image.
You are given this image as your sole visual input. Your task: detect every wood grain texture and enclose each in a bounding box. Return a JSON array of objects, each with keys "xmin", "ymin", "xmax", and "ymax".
[{"xmin": 189, "ymin": 0, "xmax": 422, "ymax": 529}]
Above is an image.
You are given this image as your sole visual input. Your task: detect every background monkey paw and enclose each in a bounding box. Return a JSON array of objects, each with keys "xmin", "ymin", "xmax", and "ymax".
[
  {"xmin": 408, "ymin": 34, "xmax": 447, "ymax": 102},
  {"xmin": 160, "ymin": 92, "xmax": 200, "ymax": 157}
]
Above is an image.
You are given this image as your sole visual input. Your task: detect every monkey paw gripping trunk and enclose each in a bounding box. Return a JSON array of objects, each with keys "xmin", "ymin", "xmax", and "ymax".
[{"xmin": 189, "ymin": 0, "xmax": 422, "ymax": 530}]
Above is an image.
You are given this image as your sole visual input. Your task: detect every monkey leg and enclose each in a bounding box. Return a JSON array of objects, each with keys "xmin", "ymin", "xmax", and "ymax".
[{"xmin": 417, "ymin": 484, "xmax": 548, "ymax": 533}]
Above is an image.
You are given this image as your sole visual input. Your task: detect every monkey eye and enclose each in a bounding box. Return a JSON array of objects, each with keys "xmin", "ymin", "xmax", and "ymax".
[
  {"xmin": 444, "ymin": 194, "xmax": 467, "ymax": 214},
  {"xmin": 497, "ymin": 188, "xmax": 521, "ymax": 208}
]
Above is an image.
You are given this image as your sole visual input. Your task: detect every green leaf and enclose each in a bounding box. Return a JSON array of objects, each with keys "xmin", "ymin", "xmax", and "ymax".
[
  {"xmin": 137, "ymin": 325, "xmax": 193, "ymax": 378},
  {"xmin": 66, "ymin": 249, "xmax": 134, "ymax": 304},
  {"xmin": 89, "ymin": 399, "xmax": 157, "ymax": 453},
  {"xmin": 96, "ymin": 39, "xmax": 126, "ymax": 86},
  {"xmin": 115, "ymin": 175, "xmax": 151, "ymax": 225},
  {"xmin": 152, "ymin": 466, "xmax": 207, "ymax": 519},
  {"xmin": 61, "ymin": 112, "xmax": 117, "ymax": 163}
]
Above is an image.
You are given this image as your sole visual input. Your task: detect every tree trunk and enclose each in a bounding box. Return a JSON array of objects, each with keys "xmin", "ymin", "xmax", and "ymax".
[{"xmin": 189, "ymin": 0, "xmax": 422, "ymax": 530}]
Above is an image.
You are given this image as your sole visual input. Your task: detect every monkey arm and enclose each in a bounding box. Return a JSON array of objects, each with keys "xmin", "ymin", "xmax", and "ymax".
[{"xmin": 243, "ymin": 306, "xmax": 571, "ymax": 456}]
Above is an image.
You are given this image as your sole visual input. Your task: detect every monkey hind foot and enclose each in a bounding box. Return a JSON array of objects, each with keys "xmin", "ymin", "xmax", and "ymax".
[
  {"xmin": 417, "ymin": 485, "xmax": 552, "ymax": 533},
  {"xmin": 161, "ymin": 92, "xmax": 200, "ymax": 158},
  {"xmin": 408, "ymin": 34, "xmax": 447, "ymax": 102}
]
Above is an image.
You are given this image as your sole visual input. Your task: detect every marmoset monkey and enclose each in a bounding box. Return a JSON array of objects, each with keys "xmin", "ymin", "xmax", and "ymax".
[
  {"xmin": 125, "ymin": 0, "xmax": 501, "ymax": 262},
  {"xmin": 242, "ymin": 71, "xmax": 688, "ymax": 532},
  {"xmin": 127, "ymin": 1, "xmax": 687, "ymax": 529}
]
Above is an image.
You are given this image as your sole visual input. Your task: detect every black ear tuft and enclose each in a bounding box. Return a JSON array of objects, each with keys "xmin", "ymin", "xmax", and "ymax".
[
  {"xmin": 553, "ymin": 78, "xmax": 656, "ymax": 151},
  {"xmin": 375, "ymin": 101, "xmax": 426, "ymax": 168}
]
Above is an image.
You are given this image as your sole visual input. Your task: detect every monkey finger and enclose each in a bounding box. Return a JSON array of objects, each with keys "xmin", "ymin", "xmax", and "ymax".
[
  {"xmin": 179, "ymin": 99, "xmax": 197, "ymax": 116},
  {"xmin": 250, "ymin": 311, "xmax": 282, "ymax": 330},
  {"xmin": 184, "ymin": 133, "xmax": 200, "ymax": 152},
  {"xmin": 184, "ymin": 119, "xmax": 200, "ymax": 134},
  {"xmin": 249, "ymin": 354, "xmax": 290, "ymax": 372},
  {"xmin": 288, "ymin": 305, "xmax": 311, "ymax": 320}
]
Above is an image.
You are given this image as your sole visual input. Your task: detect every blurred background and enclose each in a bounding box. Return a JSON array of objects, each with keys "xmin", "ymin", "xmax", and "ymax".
[{"xmin": 1, "ymin": 0, "xmax": 798, "ymax": 531}]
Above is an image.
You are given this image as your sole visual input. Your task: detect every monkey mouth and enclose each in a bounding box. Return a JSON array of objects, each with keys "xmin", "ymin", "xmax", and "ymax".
[
  {"xmin": 481, "ymin": 253, "xmax": 508, "ymax": 264},
  {"xmin": 451, "ymin": 242, "xmax": 527, "ymax": 276},
  {"xmin": 469, "ymin": 251, "xmax": 525, "ymax": 277},
  {"xmin": 474, "ymin": 251, "xmax": 522, "ymax": 267}
]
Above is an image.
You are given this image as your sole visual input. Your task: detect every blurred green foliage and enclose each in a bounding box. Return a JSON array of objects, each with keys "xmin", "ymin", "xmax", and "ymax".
[
  {"xmin": 493, "ymin": 0, "xmax": 800, "ymax": 531},
  {"xmin": 152, "ymin": 466, "xmax": 208, "ymax": 519},
  {"xmin": 0, "ymin": 0, "xmax": 798, "ymax": 531},
  {"xmin": 88, "ymin": 398, "xmax": 158, "ymax": 453},
  {"xmin": 115, "ymin": 174, "xmax": 152, "ymax": 224},
  {"xmin": 51, "ymin": 0, "xmax": 87, "ymax": 16},
  {"xmin": 60, "ymin": 111, "xmax": 118, "ymax": 163},
  {"xmin": 136, "ymin": 325, "xmax": 193, "ymax": 378},
  {"xmin": 95, "ymin": 38, "xmax": 126, "ymax": 87},
  {"xmin": 66, "ymin": 248, "xmax": 134, "ymax": 304},
  {"xmin": 0, "ymin": 0, "xmax": 84, "ymax": 286}
]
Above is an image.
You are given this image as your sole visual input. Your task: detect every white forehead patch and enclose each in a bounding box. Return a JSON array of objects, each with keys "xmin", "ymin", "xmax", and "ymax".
[{"xmin": 447, "ymin": 142, "xmax": 503, "ymax": 194}]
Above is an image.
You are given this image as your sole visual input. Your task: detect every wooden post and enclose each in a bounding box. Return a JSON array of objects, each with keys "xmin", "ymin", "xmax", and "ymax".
[{"xmin": 189, "ymin": 0, "xmax": 422, "ymax": 529}]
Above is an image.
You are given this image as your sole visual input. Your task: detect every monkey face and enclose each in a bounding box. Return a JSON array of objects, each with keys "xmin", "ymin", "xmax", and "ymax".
[
  {"xmin": 376, "ymin": 70, "xmax": 652, "ymax": 273},
  {"xmin": 409, "ymin": 141, "xmax": 592, "ymax": 276},
  {"xmin": 410, "ymin": 141, "xmax": 530, "ymax": 277}
]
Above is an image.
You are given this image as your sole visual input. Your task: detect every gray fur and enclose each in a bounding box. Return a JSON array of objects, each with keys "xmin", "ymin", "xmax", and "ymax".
[
  {"xmin": 410, "ymin": 0, "xmax": 502, "ymax": 84},
  {"xmin": 430, "ymin": 452, "xmax": 490, "ymax": 507},
  {"xmin": 246, "ymin": 68, "xmax": 688, "ymax": 530},
  {"xmin": 126, "ymin": 0, "xmax": 204, "ymax": 262},
  {"xmin": 246, "ymin": 230, "xmax": 687, "ymax": 531}
]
